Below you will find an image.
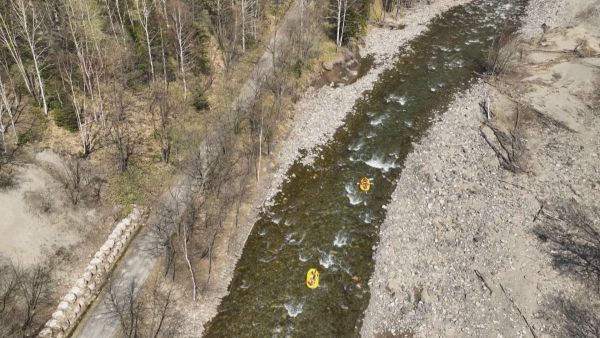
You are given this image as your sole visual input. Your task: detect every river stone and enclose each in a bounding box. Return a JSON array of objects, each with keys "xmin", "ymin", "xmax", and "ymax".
[
  {"xmin": 94, "ymin": 251, "xmax": 105, "ymax": 260},
  {"xmin": 75, "ymin": 278, "xmax": 87, "ymax": 289},
  {"xmin": 105, "ymin": 239, "xmax": 115, "ymax": 249},
  {"xmin": 387, "ymin": 277, "xmax": 403, "ymax": 293},
  {"xmin": 52, "ymin": 310, "xmax": 66, "ymax": 321},
  {"xmin": 39, "ymin": 328, "xmax": 53, "ymax": 337},
  {"xmin": 63, "ymin": 293, "xmax": 76, "ymax": 303},
  {"xmin": 108, "ymin": 231, "xmax": 119, "ymax": 241},
  {"xmin": 87, "ymin": 281, "xmax": 96, "ymax": 292},
  {"xmin": 47, "ymin": 319, "xmax": 61, "ymax": 331},
  {"xmin": 58, "ymin": 301, "xmax": 70, "ymax": 311}
]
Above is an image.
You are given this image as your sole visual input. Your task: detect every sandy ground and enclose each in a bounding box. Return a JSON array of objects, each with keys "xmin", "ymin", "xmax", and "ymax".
[
  {"xmin": 0, "ymin": 163, "xmax": 79, "ymax": 266},
  {"xmin": 362, "ymin": 0, "xmax": 600, "ymax": 336},
  {"xmin": 0, "ymin": 149, "xmax": 110, "ymax": 267}
]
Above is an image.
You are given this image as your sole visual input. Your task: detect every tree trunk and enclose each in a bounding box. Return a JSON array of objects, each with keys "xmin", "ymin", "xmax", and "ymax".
[{"xmin": 182, "ymin": 224, "xmax": 197, "ymax": 301}]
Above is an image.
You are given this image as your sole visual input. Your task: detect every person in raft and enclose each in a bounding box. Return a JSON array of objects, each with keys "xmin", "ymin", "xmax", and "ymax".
[
  {"xmin": 308, "ymin": 271, "xmax": 316, "ymax": 285},
  {"xmin": 359, "ymin": 177, "xmax": 372, "ymax": 192}
]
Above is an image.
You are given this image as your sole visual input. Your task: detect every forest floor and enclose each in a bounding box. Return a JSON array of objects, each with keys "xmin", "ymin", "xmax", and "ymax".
[{"xmin": 362, "ymin": 0, "xmax": 600, "ymax": 336}]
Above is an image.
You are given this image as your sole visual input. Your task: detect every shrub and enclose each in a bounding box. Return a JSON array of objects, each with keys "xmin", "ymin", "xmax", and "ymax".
[
  {"xmin": 484, "ymin": 32, "xmax": 520, "ymax": 76},
  {"xmin": 193, "ymin": 86, "xmax": 210, "ymax": 112},
  {"xmin": 50, "ymin": 99, "xmax": 78, "ymax": 132}
]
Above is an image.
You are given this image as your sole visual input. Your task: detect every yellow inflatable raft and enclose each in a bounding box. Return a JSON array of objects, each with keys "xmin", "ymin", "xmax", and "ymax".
[
  {"xmin": 306, "ymin": 268, "xmax": 320, "ymax": 289},
  {"xmin": 359, "ymin": 177, "xmax": 372, "ymax": 192}
]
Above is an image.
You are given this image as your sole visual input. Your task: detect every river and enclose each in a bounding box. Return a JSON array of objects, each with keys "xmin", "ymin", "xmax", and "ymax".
[{"xmin": 204, "ymin": 0, "xmax": 526, "ymax": 336}]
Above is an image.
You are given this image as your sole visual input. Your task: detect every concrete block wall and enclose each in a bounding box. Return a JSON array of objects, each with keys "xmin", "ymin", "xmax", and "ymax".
[{"xmin": 38, "ymin": 208, "xmax": 142, "ymax": 338}]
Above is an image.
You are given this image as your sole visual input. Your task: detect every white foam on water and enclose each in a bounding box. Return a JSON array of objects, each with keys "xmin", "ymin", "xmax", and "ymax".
[
  {"xmin": 299, "ymin": 252, "xmax": 310, "ymax": 262},
  {"xmin": 319, "ymin": 251, "xmax": 335, "ymax": 269},
  {"xmin": 271, "ymin": 325, "xmax": 283, "ymax": 338},
  {"xmin": 284, "ymin": 300, "xmax": 304, "ymax": 318},
  {"xmin": 370, "ymin": 114, "xmax": 387, "ymax": 126},
  {"xmin": 285, "ymin": 232, "xmax": 305, "ymax": 245},
  {"xmin": 259, "ymin": 255, "xmax": 276, "ymax": 263},
  {"xmin": 345, "ymin": 182, "xmax": 364, "ymax": 205},
  {"xmin": 349, "ymin": 140, "xmax": 365, "ymax": 151},
  {"xmin": 333, "ymin": 232, "xmax": 348, "ymax": 247},
  {"xmin": 386, "ymin": 94, "xmax": 407, "ymax": 106},
  {"xmin": 365, "ymin": 155, "xmax": 397, "ymax": 172}
]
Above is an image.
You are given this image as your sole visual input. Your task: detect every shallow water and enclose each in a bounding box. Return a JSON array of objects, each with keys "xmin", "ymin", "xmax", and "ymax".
[{"xmin": 204, "ymin": 0, "xmax": 526, "ymax": 336}]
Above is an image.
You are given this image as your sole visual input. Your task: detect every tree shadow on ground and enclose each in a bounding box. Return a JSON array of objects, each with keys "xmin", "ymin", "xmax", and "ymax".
[
  {"xmin": 534, "ymin": 200, "xmax": 600, "ymax": 291},
  {"xmin": 534, "ymin": 200, "xmax": 600, "ymax": 337},
  {"xmin": 545, "ymin": 295, "xmax": 600, "ymax": 338}
]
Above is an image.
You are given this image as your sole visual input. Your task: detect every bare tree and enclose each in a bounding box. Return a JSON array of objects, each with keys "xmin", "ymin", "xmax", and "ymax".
[
  {"xmin": 210, "ymin": 0, "xmax": 239, "ymax": 72},
  {"xmin": 0, "ymin": 66, "xmax": 22, "ymax": 152},
  {"xmin": 60, "ymin": 0, "xmax": 109, "ymax": 156},
  {"xmin": 59, "ymin": 55, "xmax": 100, "ymax": 157},
  {"xmin": 105, "ymin": 280, "xmax": 144, "ymax": 338},
  {"xmin": 168, "ymin": 0, "xmax": 193, "ymax": 99},
  {"xmin": 15, "ymin": 264, "xmax": 51, "ymax": 331},
  {"xmin": 13, "ymin": 0, "xmax": 48, "ymax": 115},
  {"xmin": 105, "ymin": 277, "xmax": 179, "ymax": 338},
  {"xmin": 0, "ymin": 261, "xmax": 51, "ymax": 337},
  {"xmin": 107, "ymin": 81, "xmax": 137, "ymax": 173},
  {"xmin": 335, "ymin": 0, "xmax": 349, "ymax": 49},
  {"xmin": 149, "ymin": 83, "xmax": 182, "ymax": 164},
  {"xmin": 0, "ymin": 5, "xmax": 34, "ymax": 100},
  {"xmin": 134, "ymin": 0, "xmax": 156, "ymax": 81},
  {"xmin": 58, "ymin": 154, "xmax": 86, "ymax": 205}
]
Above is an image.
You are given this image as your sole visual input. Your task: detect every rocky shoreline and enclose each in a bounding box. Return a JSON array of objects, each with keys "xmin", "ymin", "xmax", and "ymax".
[{"xmin": 362, "ymin": 0, "xmax": 600, "ymax": 336}]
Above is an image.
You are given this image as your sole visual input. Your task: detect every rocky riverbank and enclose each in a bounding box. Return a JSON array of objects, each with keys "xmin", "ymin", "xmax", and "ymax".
[{"xmin": 362, "ymin": 0, "xmax": 600, "ymax": 336}]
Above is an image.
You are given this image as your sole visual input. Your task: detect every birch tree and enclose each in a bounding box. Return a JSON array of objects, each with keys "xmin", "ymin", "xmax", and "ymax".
[
  {"xmin": 60, "ymin": 55, "xmax": 100, "ymax": 157},
  {"xmin": 0, "ymin": 5, "xmax": 34, "ymax": 103},
  {"xmin": 101, "ymin": 0, "xmax": 127, "ymax": 40},
  {"xmin": 134, "ymin": 0, "xmax": 156, "ymax": 81},
  {"xmin": 168, "ymin": 0, "xmax": 192, "ymax": 99},
  {"xmin": 61, "ymin": 0, "xmax": 108, "ymax": 156},
  {"xmin": 335, "ymin": 0, "xmax": 349, "ymax": 49},
  {"xmin": 0, "ymin": 69, "xmax": 21, "ymax": 152},
  {"xmin": 13, "ymin": 0, "xmax": 49, "ymax": 116}
]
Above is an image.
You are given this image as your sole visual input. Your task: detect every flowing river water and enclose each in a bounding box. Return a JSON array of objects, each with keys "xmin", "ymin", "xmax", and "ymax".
[{"xmin": 205, "ymin": 0, "xmax": 526, "ymax": 336}]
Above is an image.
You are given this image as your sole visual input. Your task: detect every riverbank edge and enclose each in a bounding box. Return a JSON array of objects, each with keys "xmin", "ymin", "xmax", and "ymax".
[{"xmin": 193, "ymin": 0, "xmax": 473, "ymax": 334}]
